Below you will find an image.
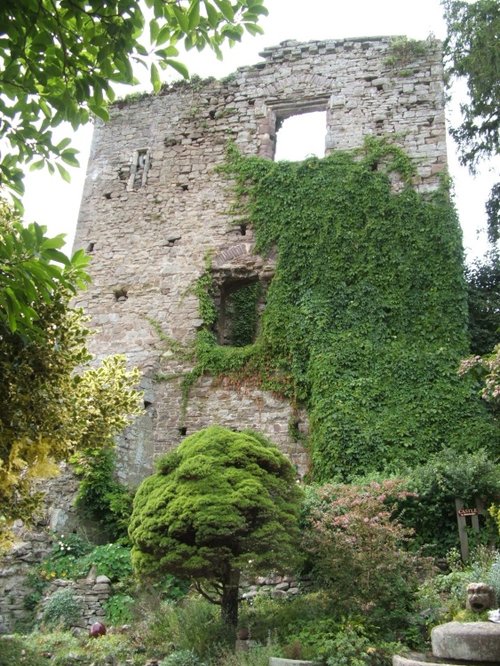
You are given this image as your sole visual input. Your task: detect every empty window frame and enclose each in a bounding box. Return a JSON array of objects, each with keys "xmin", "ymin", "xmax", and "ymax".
[{"xmin": 274, "ymin": 110, "xmax": 327, "ymax": 161}]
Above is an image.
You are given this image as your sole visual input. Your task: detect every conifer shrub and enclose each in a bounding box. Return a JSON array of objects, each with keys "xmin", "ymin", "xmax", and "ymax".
[{"xmin": 129, "ymin": 426, "xmax": 303, "ymax": 630}]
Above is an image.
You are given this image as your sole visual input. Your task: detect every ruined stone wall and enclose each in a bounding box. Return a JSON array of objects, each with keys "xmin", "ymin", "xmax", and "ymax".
[
  {"xmin": 73, "ymin": 37, "xmax": 447, "ymax": 485},
  {"xmin": 0, "ymin": 466, "xmax": 80, "ymax": 632}
]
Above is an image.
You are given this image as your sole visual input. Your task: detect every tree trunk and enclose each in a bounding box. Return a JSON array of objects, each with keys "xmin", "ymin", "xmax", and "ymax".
[{"xmin": 221, "ymin": 567, "xmax": 240, "ymax": 632}]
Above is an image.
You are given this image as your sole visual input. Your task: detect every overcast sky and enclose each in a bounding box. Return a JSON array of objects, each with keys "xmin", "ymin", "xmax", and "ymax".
[{"xmin": 22, "ymin": 0, "xmax": 499, "ymax": 261}]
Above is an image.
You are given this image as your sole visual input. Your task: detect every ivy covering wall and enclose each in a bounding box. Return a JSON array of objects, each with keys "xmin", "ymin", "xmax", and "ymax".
[{"xmin": 188, "ymin": 138, "xmax": 498, "ymax": 481}]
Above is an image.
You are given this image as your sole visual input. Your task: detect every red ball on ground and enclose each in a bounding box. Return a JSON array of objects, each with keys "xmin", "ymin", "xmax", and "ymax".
[{"xmin": 89, "ymin": 622, "xmax": 106, "ymax": 637}]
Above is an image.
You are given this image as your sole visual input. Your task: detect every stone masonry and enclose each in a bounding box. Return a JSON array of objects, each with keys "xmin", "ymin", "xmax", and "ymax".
[{"xmin": 73, "ymin": 37, "xmax": 448, "ymax": 485}]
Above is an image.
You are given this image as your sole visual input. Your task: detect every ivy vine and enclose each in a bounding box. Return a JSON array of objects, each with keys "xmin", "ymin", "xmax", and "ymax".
[{"xmin": 172, "ymin": 138, "xmax": 498, "ymax": 480}]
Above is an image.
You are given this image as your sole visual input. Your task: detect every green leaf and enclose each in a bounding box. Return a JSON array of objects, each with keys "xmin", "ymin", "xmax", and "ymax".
[
  {"xmin": 91, "ymin": 105, "xmax": 110, "ymax": 122},
  {"xmin": 172, "ymin": 5, "xmax": 189, "ymax": 32},
  {"xmin": 40, "ymin": 235, "xmax": 66, "ymax": 251},
  {"xmin": 56, "ymin": 162, "xmax": 71, "ymax": 183},
  {"xmin": 213, "ymin": 0, "xmax": 234, "ymax": 21},
  {"xmin": 150, "ymin": 63, "xmax": 161, "ymax": 93},
  {"xmin": 165, "ymin": 59, "xmax": 189, "ymax": 79},
  {"xmin": 61, "ymin": 149, "xmax": 80, "ymax": 168},
  {"xmin": 44, "ymin": 248, "xmax": 71, "ymax": 266},
  {"xmin": 70, "ymin": 248, "xmax": 91, "ymax": 270},
  {"xmin": 188, "ymin": 1, "xmax": 201, "ymax": 30},
  {"xmin": 244, "ymin": 22, "xmax": 263, "ymax": 36},
  {"xmin": 29, "ymin": 160, "xmax": 45, "ymax": 172},
  {"xmin": 149, "ymin": 18, "xmax": 160, "ymax": 43},
  {"xmin": 204, "ymin": 1, "xmax": 219, "ymax": 28},
  {"xmin": 156, "ymin": 25, "xmax": 173, "ymax": 46}
]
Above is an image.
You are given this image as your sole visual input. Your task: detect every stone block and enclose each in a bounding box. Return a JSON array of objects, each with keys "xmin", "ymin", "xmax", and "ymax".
[
  {"xmin": 269, "ymin": 657, "xmax": 314, "ymax": 666},
  {"xmin": 431, "ymin": 621, "xmax": 500, "ymax": 663}
]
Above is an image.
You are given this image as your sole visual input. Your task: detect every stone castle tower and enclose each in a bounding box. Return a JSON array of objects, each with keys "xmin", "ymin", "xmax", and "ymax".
[{"xmin": 73, "ymin": 37, "xmax": 447, "ymax": 486}]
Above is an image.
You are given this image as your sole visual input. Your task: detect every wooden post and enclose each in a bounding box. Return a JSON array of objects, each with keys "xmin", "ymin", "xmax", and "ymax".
[
  {"xmin": 455, "ymin": 498, "xmax": 469, "ymax": 561},
  {"xmin": 455, "ymin": 497, "xmax": 485, "ymax": 561}
]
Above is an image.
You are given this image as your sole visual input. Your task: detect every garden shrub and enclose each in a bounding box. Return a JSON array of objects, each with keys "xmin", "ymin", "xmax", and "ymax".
[
  {"xmin": 398, "ymin": 448, "xmax": 500, "ymax": 557},
  {"xmin": 73, "ymin": 446, "xmax": 134, "ymax": 543},
  {"xmin": 302, "ymin": 480, "xmax": 430, "ymax": 634},
  {"xmin": 42, "ymin": 588, "xmax": 82, "ymax": 629},
  {"xmin": 0, "ymin": 636, "xmax": 45, "ymax": 666},
  {"xmin": 35, "ymin": 533, "xmax": 93, "ymax": 585},
  {"xmin": 79, "ymin": 543, "xmax": 133, "ymax": 582},
  {"xmin": 210, "ymin": 645, "xmax": 276, "ymax": 666},
  {"xmin": 411, "ymin": 545, "xmax": 499, "ymax": 634},
  {"xmin": 160, "ymin": 649, "xmax": 206, "ymax": 666},
  {"xmin": 28, "ymin": 540, "xmax": 134, "ymax": 629},
  {"xmin": 322, "ymin": 620, "xmax": 401, "ymax": 666},
  {"xmin": 23, "ymin": 630, "xmax": 140, "ymax": 666},
  {"xmin": 238, "ymin": 591, "xmax": 334, "ymax": 644},
  {"xmin": 104, "ymin": 593, "xmax": 135, "ymax": 625},
  {"xmin": 137, "ymin": 597, "xmax": 232, "ymax": 660}
]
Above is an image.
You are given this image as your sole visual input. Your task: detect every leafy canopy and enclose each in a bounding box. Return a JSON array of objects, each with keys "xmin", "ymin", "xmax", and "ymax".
[
  {"xmin": 465, "ymin": 251, "xmax": 500, "ymax": 355},
  {"xmin": 129, "ymin": 426, "xmax": 303, "ymax": 626},
  {"xmin": 442, "ymin": 0, "xmax": 500, "ymax": 243},
  {"xmin": 0, "ymin": 0, "xmax": 267, "ymax": 203},
  {"xmin": 0, "ymin": 199, "xmax": 90, "ymax": 335},
  {"xmin": 0, "ymin": 202, "xmax": 142, "ymax": 545},
  {"xmin": 442, "ymin": 0, "xmax": 500, "ymax": 169}
]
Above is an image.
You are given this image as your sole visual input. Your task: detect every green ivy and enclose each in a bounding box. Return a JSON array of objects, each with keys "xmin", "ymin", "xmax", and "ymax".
[
  {"xmin": 177, "ymin": 139, "xmax": 498, "ymax": 480},
  {"xmin": 224, "ymin": 281, "xmax": 261, "ymax": 347},
  {"xmin": 73, "ymin": 447, "xmax": 134, "ymax": 543}
]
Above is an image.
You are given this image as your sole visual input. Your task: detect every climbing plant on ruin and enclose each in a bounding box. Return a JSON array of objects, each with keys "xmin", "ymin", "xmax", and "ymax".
[{"xmin": 186, "ymin": 138, "xmax": 498, "ymax": 481}]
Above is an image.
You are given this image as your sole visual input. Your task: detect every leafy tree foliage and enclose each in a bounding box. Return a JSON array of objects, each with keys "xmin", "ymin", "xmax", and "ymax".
[
  {"xmin": 459, "ymin": 343, "xmax": 500, "ymax": 417},
  {"xmin": 465, "ymin": 252, "xmax": 500, "ymax": 355},
  {"xmin": 129, "ymin": 426, "xmax": 303, "ymax": 629},
  {"xmin": 0, "ymin": 0, "xmax": 267, "ymax": 203},
  {"xmin": 0, "ymin": 199, "xmax": 90, "ymax": 334},
  {"xmin": 0, "ymin": 203, "xmax": 142, "ymax": 546},
  {"xmin": 398, "ymin": 448, "xmax": 500, "ymax": 557},
  {"xmin": 442, "ymin": 0, "xmax": 500, "ymax": 242},
  {"xmin": 443, "ymin": 0, "xmax": 500, "ymax": 167}
]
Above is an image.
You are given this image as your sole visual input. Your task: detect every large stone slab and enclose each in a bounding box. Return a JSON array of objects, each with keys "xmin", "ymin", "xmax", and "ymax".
[
  {"xmin": 269, "ymin": 657, "xmax": 314, "ymax": 666},
  {"xmin": 393, "ymin": 653, "xmax": 498, "ymax": 666},
  {"xmin": 431, "ymin": 621, "xmax": 500, "ymax": 662}
]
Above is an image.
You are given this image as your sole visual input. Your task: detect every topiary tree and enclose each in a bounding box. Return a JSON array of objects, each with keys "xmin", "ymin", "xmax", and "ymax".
[{"xmin": 129, "ymin": 426, "xmax": 303, "ymax": 630}]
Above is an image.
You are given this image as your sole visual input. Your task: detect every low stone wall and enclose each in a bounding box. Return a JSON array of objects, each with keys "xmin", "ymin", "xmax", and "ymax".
[
  {"xmin": 241, "ymin": 573, "xmax": 311, "ymax": 602},
  {"xmin": 0, "ymin": 465, "xmax": 84, "ymax": 632},
  {"xmin": 37, "ymin": 570, "xmax": 111, "ymax": 630}
]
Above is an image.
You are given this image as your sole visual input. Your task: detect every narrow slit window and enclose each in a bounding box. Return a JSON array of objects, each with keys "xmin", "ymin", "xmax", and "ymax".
[
  {"xmin": 274, "ymin": 111, "xmax": 327, "ymax": 161},
  {"xmin": 127, "ymin": 149, "xmax": 150, "ymax": 191}
]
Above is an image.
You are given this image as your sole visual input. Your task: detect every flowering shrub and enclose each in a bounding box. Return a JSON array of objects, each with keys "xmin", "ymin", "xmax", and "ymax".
[
  {"xmin": 302, "ymin": 480, "xmax": 430, "ymax": 631},
  {"xmin": 459, "ymin": 344, "xmax": 500, "ymax": 412}
]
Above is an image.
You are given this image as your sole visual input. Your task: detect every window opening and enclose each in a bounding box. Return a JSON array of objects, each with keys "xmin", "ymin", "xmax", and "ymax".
[
  {"xmin": 216, "ymin": 278, "xmax": 262, "ymax": 347},
  {"xmin": 274, "ymin": 111, "xmax": 327, "ymax": 161},
  {"xmin": 127, "ymin": 149, "xmax": 150, "ymax": 191}
]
